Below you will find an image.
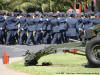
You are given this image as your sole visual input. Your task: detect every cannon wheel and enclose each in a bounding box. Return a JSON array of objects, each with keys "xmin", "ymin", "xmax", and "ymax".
[{"xmin": 86, "ymin": 37, "xmax": 100, "ymax": 66}]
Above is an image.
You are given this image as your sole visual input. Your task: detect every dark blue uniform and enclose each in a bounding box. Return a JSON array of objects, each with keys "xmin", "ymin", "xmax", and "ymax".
[
  {"xmin": 51, "ymin": 14, "xmax": 61, "ymax": 44},
  {"xmin": 43, "ymin": 17, "xmax": 54, "ymax": 44},
  {"xmin": 42, "ymin": 17, "xmax": 48, "ymax": 39},
  {"xmin": 19, "ymin": 16, "xmax": 27, "ymax": 45},
  {"xmin": 83, "ymin": 18, "xmax": 93, "ymax": 30},
  {"xmin": 59, "ymin": 17, "xmax": 68, "ymax": 43},
  {"xmin": 76, "ymin": 17, "xmax": 83, "ymax": 30},
  {"xmin": 66, "ymin": 17, "xmax": 79, "ymax": 40},
  {"xmin": 34, "ymin": 17, "xmax": 43, "ymax": 44},
  {"xmin": 76, "ymin": 17, "xmax": 83, "ymax": 41},
  {"xmin": 82, "ymin": 18, "xmax": 93, "ymax": 41},
  {"xmin": 93, "ymin": 18, "xmax": 100, "ymax": 25},
  {"xmin": 26, "ymin": 17, "xmax": 35, "ymax": 45},
  {"xmin": 5, "ymin": 16, "xmax": 19, "ymax": 45},
  {"xmin": 0, "ymin": 16, "xmax": 6, "ymax": 44},
  {"xmin": 92, "ymin": 13, "xmax": 100, "ymax": 25}
]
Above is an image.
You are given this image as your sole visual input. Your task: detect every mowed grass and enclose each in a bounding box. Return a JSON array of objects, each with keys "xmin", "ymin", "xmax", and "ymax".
[
  {"xmin": 8, "ymin": 42, "xmax": 100, "ymax": 75},
  {"xmin": 51, "ymin": 42, "xmax": 83, "ymax": 49},
  {"xmin": 8, "ymin": 53, "xmax": 100, "ymax": 75}
]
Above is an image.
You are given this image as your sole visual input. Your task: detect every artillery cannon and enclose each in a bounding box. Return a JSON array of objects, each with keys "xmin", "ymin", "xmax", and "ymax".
[
  {"xmin": 85, "ymin": 24, "xmax": 100, "ymax": 66},
  {"xmin": 24, "ymin": 24, "xmax": 100, "ymax": 67}
]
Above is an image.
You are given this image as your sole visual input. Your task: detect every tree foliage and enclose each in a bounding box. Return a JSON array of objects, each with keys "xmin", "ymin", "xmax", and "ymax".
[{"xmin": 0, "ymin": 0, "xmax": 91, "ymax": 12}]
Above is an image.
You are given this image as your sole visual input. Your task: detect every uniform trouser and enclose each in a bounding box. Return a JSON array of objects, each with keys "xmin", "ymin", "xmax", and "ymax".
[
  {"xmin": 6, "ymin": 30, "xmax": 18, "ymax": 45},
  {"xmin": 0, "ymin": 30, "xmax": 5, "ymax": 44},
  {"xmin": 19, "ymin": 30, "xmax": 27, "ymax": 45},
  {"xmin": 82, "ymin": 31, "xmax": 86, "ymax": 42},
  {"xmin": 43, "ymin": 31, "xmax": 47, "ymax": 38},
  {"xmin": 26, "ymin": 31, "xmax": 34, "ymax": 45},
  {"xmin": 43, "ymin": 31, "xmax": 51, "ymax": 44},
  {"xmin": 42, "ymin": 30, "xmax": 47, "ymax": 43},
  {"xmin": 62, "ymin": 31, "xmax": 69, "ymax": 43},
  {"xmin": 51, "ymin": 32, "xmax": 61, "ymax": 44},
  {"xmin": 34, "ymin": 31, "xmax": 42, "ymax": 45},
  {"xmin": 60, "ymin": 31, "xmax": 66, "ymax": 43}
]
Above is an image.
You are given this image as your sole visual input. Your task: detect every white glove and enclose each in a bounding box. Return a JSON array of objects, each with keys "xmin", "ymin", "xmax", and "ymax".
[{"xmin": 0, "ymin": 27, "xmax": 2, "ymax": 30}]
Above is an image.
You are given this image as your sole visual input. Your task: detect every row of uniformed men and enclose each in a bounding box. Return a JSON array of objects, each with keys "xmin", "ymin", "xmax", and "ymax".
[{"xmin": 0, "ymin": 11, "xmax": 100, "ymax": 45}]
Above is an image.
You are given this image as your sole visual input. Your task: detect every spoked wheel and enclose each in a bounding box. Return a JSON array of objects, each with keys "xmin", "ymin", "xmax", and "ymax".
[{"xmin": 86, "ymin": 37, "xmax": 100, "ymax": 66}]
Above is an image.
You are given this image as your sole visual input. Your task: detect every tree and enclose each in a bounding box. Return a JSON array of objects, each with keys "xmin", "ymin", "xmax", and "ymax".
[{"xmin": 0, "ymin": 0, "xmax": 80, "ymax": 12}]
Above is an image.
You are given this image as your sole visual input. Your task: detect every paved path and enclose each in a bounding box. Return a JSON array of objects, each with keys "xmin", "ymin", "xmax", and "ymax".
[
  {"xmin": 0, "ymin": 57, "xmax": 32, "ymax": 75},
  {"xmin": 0, "ymin": 44, "xmax": 49, "ymax": 75},
  {"xmin": 0, "ymin": 44, "xmax": 50, "ymax": 58}
]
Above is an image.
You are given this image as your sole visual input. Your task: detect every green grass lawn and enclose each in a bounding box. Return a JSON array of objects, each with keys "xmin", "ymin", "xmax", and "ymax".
[
  {"xmin": 8, "ymin": 42, "xmax": 100, "ymax": 75},
  {"xmin": 51, "ymin": 42, "xmax": 83, "ymax": 49},
  {"xmin": 8, "ymin": 53, "xmax": 100, "ymax": 75}
]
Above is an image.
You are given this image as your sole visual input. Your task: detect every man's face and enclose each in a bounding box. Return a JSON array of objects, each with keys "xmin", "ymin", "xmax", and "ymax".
[
  {"xmin": 23, "ymin": 14, "xmax": 26, "ymax": 17},
  {"xmin": 39, "ymin": 14, "xmax": 42, "ymax": 17},
  {"xmin": 11, "ymin": 14, "xmax": 14, "ymax": 17}
]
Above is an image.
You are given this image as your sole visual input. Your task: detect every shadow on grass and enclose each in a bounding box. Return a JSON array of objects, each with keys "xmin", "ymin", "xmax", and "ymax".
[{"xmin": 82, "ymin": 63, "xmax": 100, "ymax": 68}]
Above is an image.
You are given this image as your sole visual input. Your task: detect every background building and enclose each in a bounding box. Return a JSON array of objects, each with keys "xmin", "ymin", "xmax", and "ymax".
[{"xmin": 96, "ymin": 0, "xmax": 100, "ymax": 11}]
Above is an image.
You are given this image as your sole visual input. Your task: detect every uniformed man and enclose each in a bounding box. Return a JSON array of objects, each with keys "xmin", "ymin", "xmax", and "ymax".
[
  {"xmin": 42, "ymin": 12, "xmax": 48, "ymax": 43},
  {"xmin": 82, "ymin": 13, "xmax": 93, "ymax": 42},
  {"xmin": 34, "ymin": 12, "xmax": 43, "ymax": 45},
  {"xmin": 51, "ymin": 13, "xmax": 61, "ymax": 44},
  {"xmin": 76, "ymin": 13, "xmax": 83, "ymax": 41},
  {"xmin": 43, "ymin": 12, "xmax": 54, "ymax": 44},
  {"xmin": 5, "ymin": 12, "xmax": 19, "ymax": 45},
  {"xmin": 93, "ymin": 12, "xmax": 100, "ymax": 25},
  {"xmin": 19, "ymin": 12, "xmax": 27, "ymax": 45},
  {"xmin": 0, "ymin": 11, "xmax": 6, "ymax": 44},
  {"xmin": 83, "ymin": 13, "xmax": 93, "ymax": 30},
  {"xmin": 58, "ymin": 12, "xmax": 68, "ymax": 43},
  {"xmin": 66, "ymin": 11, "xmax": 79, "ymax": 41},
  {"xmin": 26, "ymin": 13, "xmax": 35, "ymax": 45},
  {"xmin": 91, "ymin": 12, "xmax": 100, "ymax": 36}
]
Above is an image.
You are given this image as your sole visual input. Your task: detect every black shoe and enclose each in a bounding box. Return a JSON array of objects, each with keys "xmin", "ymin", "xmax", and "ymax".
[
  {"xmin": 26, "ymin": 44, "xmax": 30, "ymax": 46},
  {"xmin": 5, "ymin": 43, "xmax": 10, "ymax": 46}
]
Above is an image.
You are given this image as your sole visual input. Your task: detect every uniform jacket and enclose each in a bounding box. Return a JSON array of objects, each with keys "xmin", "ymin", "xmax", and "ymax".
[
  {"xmin": 42, "ymin": 17, "xmax": 47, "ymax": 31},
  {"xmin": 0, "ymin": 16, "xmax": 6, "ymax": 30},
  {"xmin": 5, "ymin": 16, "xmax": 19, "ymax": 30},
  {"xmin": 66, "ymin": 17, "xmax": 79, "ymax": 36},
  {"xmin": 51, "ymin": 17, "xmax": 60, "ymax": 32},
  {"xmin": 83, "ymin": 18, "xmax": 93, "ymax": 30},
  {"xmin": 46, "ymin": 17, "xmax": 54, "ymax": 31},
  {"xmin": 26, "ymin": 17, "xmax": 36, "ymax": 31},
  {"xmin": 92, "ymin": 18, "xmax": 100, "ymax": 25},
  {"xmin": 19, "ymin": 17, "xmax": 27, "ymax": 30},
  {"xmin": 58, "ymin": 17, "xmax": 68, "ymax": 31},
  {"xmin": 34, "ymin": 17, "xmax": 43, "ymax": 31}
]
